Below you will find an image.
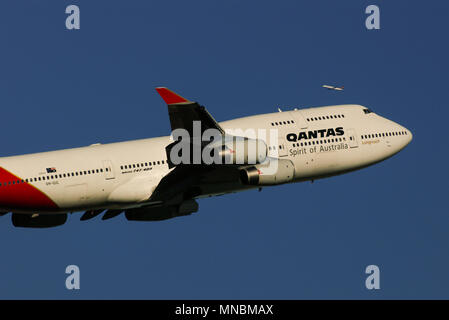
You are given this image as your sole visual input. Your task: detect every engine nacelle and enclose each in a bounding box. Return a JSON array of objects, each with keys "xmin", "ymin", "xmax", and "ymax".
[
  {"xmin": 125, "ymin": 199, "xmax": 199, "ymax": 221},
  {"xmin": 167, "ymin": 134, "xmax": 268, "ymax": 167},
  {"xmin": 240, "ymin": 157, "xmax": 295, "ymax": 186},
  {"xmin": 206, "ymin": 136, "xmax": 268, "ymax": 165},
  {"xmin": 11, "ymin": 213, "xmax": 67, "ymax": 228}
]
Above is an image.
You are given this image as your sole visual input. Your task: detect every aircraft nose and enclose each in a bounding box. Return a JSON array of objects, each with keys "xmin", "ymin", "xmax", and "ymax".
[
  {"xmin": 406, "ymin": 128, "xmax": 413, "ymax": 143},
  {"xmin": 397, "ymin": 125, "xmax": 413, "ymax": 150},
  {"xmin": 404, "ymin": 127, "xmax": 413, "ymax": 146}
]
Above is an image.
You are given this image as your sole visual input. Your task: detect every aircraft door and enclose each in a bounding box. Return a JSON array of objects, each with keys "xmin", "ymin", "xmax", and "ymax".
[
  {"xmin": 289, "ymin": 111, "xmax": 308, "ymax": 129},
  {"xmin": 102, "ymin": 160, "xmax": 115, "ymax": 180},
  {"xmin": 347, "ymin": 128, "xmax": 359, "ymax": 148},
  {"xmin": 277, "ymin": 137, "xmax": 288, "ymax": 157}
]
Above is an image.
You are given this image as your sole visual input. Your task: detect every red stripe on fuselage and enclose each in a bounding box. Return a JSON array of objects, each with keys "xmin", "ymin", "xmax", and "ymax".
[{"xmin": 0, "ymin": 167, "xmax": 59, "ymax": 211}]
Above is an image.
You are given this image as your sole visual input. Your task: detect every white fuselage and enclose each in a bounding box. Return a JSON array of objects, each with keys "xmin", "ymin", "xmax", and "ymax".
[{"xmin": 0, "ymin": 104, "xmax": 412, "ymax": 214}]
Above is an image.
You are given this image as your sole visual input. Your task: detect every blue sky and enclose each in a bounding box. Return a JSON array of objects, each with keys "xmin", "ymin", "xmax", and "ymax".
[{"xmin": 0, "ymin": 0, "xmax": 447, "ymax": 299}]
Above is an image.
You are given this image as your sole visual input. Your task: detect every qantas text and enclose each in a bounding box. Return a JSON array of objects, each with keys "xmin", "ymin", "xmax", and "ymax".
[{"xmin": 286, "ymin": 127, "xmax": 344, "ymax": 142}]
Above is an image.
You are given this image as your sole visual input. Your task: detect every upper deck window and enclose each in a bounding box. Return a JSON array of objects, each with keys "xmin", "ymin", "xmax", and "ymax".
[{"xmin": 363, "ymin": 108, "xmax": 373, "ymax": 114}]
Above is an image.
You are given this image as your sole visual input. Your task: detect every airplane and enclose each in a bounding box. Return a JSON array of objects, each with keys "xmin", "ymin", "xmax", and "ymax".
[
  {"xmin": 0, "ymin": 87, "xmax": 412, "ymax": 228},
  {"xmin": 322, "ymin": 85, "xmax": 344, "ymax": 91}
]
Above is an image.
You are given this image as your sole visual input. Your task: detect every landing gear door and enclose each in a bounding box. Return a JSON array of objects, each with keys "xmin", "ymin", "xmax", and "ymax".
[
  {"xmin": 289, "ymin": 110, "xmax": 308, "ymax": 129},
  {"xmin": 347, "ymin": 128, "xmax": 359, "ymax": 148},
  {"xmin": 102, "ymin": 160, "xmax": 115, "ymax": 180}
]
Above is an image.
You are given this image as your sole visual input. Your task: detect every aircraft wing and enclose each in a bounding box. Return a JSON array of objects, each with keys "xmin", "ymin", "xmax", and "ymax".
[
  {"xmin": 147, "ymin": 88, "xmax": 250, "ymax": 215},
  {"xmin": 155, "ymin": 87, "xmax": 224, "ymax": 136},
  {"xmin": 150, "ymin": 163, "xmax": 244, "ymax": 204}
]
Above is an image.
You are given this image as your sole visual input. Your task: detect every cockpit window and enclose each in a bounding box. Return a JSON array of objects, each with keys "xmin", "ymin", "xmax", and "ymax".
[{"xmin": 363, "ymin": 108, "xmax": 373, "ymax": 114}]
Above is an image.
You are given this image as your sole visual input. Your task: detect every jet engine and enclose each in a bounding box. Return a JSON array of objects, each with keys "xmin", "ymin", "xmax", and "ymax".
[
  {"xmin": 240, "ymin": 157, "xmax": 295, "ymax": 186},
  {"xmin": 206, "ymin": 136, "xmax": 268, "ymax": 165},
  {"xmin": 166, "ymin": 135, "xmax": 268, "ymax": 166},
  {"xmin": 11, "ymin": 213, "xmax": 67, "ymax": 228}
]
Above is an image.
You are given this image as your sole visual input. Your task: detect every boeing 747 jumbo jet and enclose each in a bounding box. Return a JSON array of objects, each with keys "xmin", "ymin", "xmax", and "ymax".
[{"xmin": 0, "ymin": 88, "xmax": 412, "ymax": 228}]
